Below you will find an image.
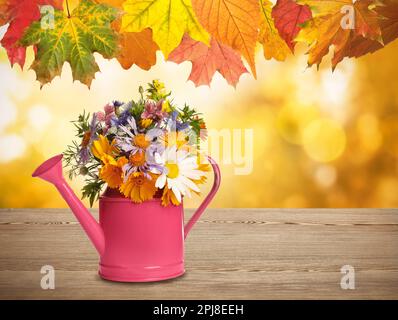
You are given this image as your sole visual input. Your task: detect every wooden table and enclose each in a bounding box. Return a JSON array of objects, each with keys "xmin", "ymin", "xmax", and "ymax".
[{"xmin": 0, "ymin": 208, "xmax": 397, "ymax": 299}]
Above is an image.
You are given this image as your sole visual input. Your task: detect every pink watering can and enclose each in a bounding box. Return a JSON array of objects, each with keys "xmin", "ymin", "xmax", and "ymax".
[{"xmin": 32, "ymin": 154, "xmax": 221, "ymax": 282}]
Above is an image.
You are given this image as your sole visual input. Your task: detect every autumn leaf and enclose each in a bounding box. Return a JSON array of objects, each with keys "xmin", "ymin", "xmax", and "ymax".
[
  {"xmin": 95, "ymin": 0, "xmax": 124, "ymax": 6},
  {"xmin": 169, "ymin": 35, "xmax": 248, "ymax": 87},
  {"xmin": 121, "ymin": 0, "xmax": 209, "ymax": 58},
  {"xmin": 343, "ymin": 0, "xmax": 398, "ymax": 59},
  {"xmin": 0, "ymin": 0, "xmax": 63, "ymax": 68},
  {"xmin": 95, "ymin": 1, "xmax": 159, "ymax": 70},
  {"xmin": 0, "ymin": 0, "xmax": 12, "ymax": 26},
  {"xmin": 272, "ymin": 0, "xmax": 312, "ymax": 52},
  {"xmin": 113, "ymin": 20, "xmax": 159, "ymax": 70},
  {"xmin": 297, "ymin": 0, "xmax": 383, "ymax": 68},
  {"xmin": 301, "ymin": 0, "xmax": 382, "ymax": 39},
  {"xmin": 192, "ymin": 0, "xmax": 260, "ymax": 77},
  {"xmin": 377, "ymin": 0, "xmax": 398, "ymax": 45},
  {"xmin": 20, "ymin": 0, "xmax": 119, "ymax": 87},
  {"xmin": 259, "ymin": 0, "xmax": 291, "ymax": 61}
]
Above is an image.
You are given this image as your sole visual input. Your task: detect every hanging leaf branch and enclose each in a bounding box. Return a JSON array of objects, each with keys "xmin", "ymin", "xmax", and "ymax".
[{"xmin": 0, "ymin": 0, "xmax": 397, "ymax": 87}]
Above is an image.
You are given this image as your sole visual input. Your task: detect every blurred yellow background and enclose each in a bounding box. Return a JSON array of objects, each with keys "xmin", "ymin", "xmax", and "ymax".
[{"xmin": 1, "ymin": 23, "xmax": 398, "ymax": 208}]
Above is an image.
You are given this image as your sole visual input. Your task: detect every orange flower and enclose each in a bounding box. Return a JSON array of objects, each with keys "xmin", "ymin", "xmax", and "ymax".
[
  {"xmin": 192, "ymin": 163, "xmax": 210, "ymax": 185},
  {"xmin": 161, "ymin": 185, "xmax": 181, "ymax": 206},
  {"xmin": 120, "ymin": 172, "xmax": 157, "ymax": 203},
  {"xmin": 99, "ymin": 155, "xmax": 128, "ymax": 188},
  {"xmin": 129, "ymin": 150, "xmax": 146, "ymax": 167},
  {"xmin": 133, "ymin": 133, "xmax": 151, "ymax": 149}
]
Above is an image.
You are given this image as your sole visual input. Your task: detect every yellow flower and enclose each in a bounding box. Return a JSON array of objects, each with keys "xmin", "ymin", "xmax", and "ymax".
[
  {"xmin": 120, "ymin": 172, "xmax": 157, "ymax": 203},
  {"xmin": 99, "ymin": 155, "xmax": 128, "ymax": 189},
  {"xmin": 153, "ymin": 79, "xmax": 165, "ymax": 91},
  {"xmin": 140, "ymin": 118, "xmax": 153, "ymax": 128},
  {"xmin": 162, "ymin": 100, "xmax": 172, "ymax": 113},
  {"xmin": 92, "ymin": 135, "xmax": 117, "ymax": 159}
]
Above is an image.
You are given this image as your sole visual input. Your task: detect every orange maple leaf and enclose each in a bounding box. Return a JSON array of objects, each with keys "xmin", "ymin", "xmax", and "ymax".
[
  {"xmin": 96, "ymin": 1, "xmax": 159, "ymax": 71},
  {"xmin": 168, "ymin": 34, "xmax": 248, "ymax": 87},
  {"xmin": 297, "ymin": 0, "xmax": 383, "ymax": 68},
  {"xmin": 112, "ymin": 20, "xmax": 159, "ymax": 71},
  {"xmin": 191, "ymin": 0, "xmax": 260, "ymax": 78},
  {"xmin": 0, "ymin": 0, "xmax": 11, "ymax": 26}
]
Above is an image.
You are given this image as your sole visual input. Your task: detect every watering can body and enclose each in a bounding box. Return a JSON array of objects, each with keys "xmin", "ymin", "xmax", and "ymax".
[
  {"xmin": 32, "ymin": 154, "xmax": 220, "ymax": 282},
  {"xmin": 99, "ymin": 195, "xmax": 185, "ymax": 282}
]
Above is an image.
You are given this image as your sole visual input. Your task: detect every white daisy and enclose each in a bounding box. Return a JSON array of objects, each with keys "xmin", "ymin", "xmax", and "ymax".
[{"xmin": 154, "ymin": 146, "xmax": 205, "ymax": 202}]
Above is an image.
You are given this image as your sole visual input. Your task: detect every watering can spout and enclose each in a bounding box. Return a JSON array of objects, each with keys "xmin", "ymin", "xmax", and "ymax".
[{"xmin": 32, "ymin": 155, "xmax": 105, "ymax": 256}]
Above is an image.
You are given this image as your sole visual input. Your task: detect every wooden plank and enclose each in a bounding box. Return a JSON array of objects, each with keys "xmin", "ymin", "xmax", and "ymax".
[{"xmin": 0, "ymin": 209, "xmax": 397, "ymax": 299}]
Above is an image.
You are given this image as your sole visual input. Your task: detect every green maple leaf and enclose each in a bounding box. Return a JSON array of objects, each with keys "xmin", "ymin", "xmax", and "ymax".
[{"xmin": 21, "ymin": 0, "xmax": 119, "ymax": 87}]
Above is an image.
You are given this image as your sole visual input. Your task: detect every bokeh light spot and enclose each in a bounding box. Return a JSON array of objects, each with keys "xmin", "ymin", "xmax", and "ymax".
[
  {"xmin": 0, "ymin": 95, "xmax": 17, "ymax": 133},
  {"xmin": 276, "ymin": 105, "xmax": 319, "ymax": 145},
  {"xmin": 28, "ymin": 105, "xmax": 52, "ymax": 132},
  {"xmin": 303, "ymin": 118, "xmax": 346, "ymax": 162},
  {"xmin": 314, "ymin": 165, "xmax": 337, "ymax": 188},
  {"xmin": 356, "ymin": 113, "xmax": 382, "ymax": 153},
  {"xmin": 0, "ymin": 134, "xmax": 26, "ymax": 163},
  {"xmin": 320, "ymin": 69, "xmax": 349, "ymax": 106}
]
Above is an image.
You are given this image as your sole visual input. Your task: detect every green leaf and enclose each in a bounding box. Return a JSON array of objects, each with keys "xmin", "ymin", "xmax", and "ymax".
[
  {"xmin": 82, "ymin": 178, "xmax": 105, "ymax": 207},
  {"xmin": 21, "ymin": 0, "xmax": 119, "ymax": 87}
]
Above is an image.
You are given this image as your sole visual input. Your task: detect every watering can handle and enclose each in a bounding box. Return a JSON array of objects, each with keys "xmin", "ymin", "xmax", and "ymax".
[{"xmin": 184, "ymin": 156, "xmax": 221, "ymax": 239}]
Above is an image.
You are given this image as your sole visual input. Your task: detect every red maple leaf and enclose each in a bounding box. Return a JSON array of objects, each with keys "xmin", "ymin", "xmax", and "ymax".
[
  {"xmin": 272, "ymin": 0, "xmax": 312, "ymax": 52},
  {"xmin": 1, "ymin": 0, "xmax": 63, "ymax": 68},
  {"xmin": 168, "ymin": 35, "xmax": 248, "ymax": 87}
]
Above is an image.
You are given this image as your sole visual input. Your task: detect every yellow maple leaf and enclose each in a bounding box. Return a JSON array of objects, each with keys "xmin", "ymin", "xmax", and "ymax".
[
  {"xmin": 192, "ymin": 0, "xmax": 260, "ymax": 77},
  {"xmin": 121, "ymin": 0, "xmax": 209, "ymax": 58},
  {"xmin": 95, "ymin": 0, "xmax": 125, "ymax": 7},
  {"xmin": 259, "ymin": 0, "xmax": 291, "ymax": 61},
  {"xmin": 63, "ymin": 0, "xmax": 80, "ymax": 13}
]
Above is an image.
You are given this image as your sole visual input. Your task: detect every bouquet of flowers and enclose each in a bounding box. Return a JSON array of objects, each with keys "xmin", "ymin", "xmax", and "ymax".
[{"xmin": 64, "ymin": 80, "xmax": 209, "ymax": 207}]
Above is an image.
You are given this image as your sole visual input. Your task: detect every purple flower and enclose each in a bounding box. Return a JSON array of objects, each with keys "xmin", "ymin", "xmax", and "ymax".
[
  {"xmin": 167, "ymin": 111, "xmax": 189, "ymax": 131},
  {"xmin": 78, "ymin": 113, "xmax": 98, "ymax": 165},
  {"xmin": 113, "ymin": 100, "xmax": 124, "ymax": 108},
  {"xmin": 110, "ymin": 102, "xmax": 132, "ymax": 128},
  {"xmin": 115, "ymin": 117, "xmax": 165, "ymax": 180},
  {"xmin": 122, "ymin": 146, "xmax": 164, "ymax": 181}
]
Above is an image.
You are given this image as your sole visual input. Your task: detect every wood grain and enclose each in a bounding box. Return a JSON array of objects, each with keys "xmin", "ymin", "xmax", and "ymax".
[{"xmin": 0, "ymin": 208, "xmax": 397, "ymax": 299}]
